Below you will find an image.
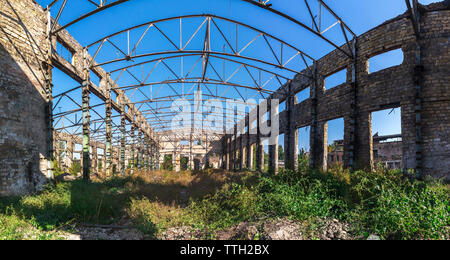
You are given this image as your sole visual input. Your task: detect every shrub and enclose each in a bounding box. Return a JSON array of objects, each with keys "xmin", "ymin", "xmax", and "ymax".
[
  {"xmin": 128, "ymin": 198, "xmax": 193, "ymax": 236},
  {"xmin": 69, "ymin": 162, "xmax": 82, "ymax": 176}
]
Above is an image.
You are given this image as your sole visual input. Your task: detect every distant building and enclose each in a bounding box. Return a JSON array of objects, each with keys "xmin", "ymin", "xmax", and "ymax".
[
  {"xmin": 327, "ymin": 134, "xmax": 403, "ymax": 169},
  {"xmin": 373, "ymin": 134, "xmax": 402, "ymax": 169},
  {"xmin": 328, "ymin": 140, "xmax": 344, "ymax": 166}
]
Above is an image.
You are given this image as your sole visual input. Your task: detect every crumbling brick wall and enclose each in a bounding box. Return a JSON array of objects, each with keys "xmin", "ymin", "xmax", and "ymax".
[
  {"xmin": 0, "ymin": 0, "xmax": 50, "ymax": 195},
  {"xmin": 223, "ymin": 4, "xmax": 449, "ymax": 180}
]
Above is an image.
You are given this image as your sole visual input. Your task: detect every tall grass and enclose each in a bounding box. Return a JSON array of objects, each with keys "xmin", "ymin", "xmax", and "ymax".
[
  {"xmin": 0, "ymin": 167, "xmax": 448, "ymax": 240},
  {"xmin": 188, "ymin": 168, "xmax": 449, "ymax": 240}
]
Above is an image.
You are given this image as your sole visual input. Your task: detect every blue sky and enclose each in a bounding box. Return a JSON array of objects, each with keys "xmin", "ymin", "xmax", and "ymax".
[{"xmin": 38, "ymin": 0, "xmax": 436, "ymax": 147}]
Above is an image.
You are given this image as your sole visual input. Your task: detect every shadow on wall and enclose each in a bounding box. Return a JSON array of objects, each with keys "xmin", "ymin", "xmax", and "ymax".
[{"xmin": 0, "ymin": 1, "xmax": 51, "ymax": 196}]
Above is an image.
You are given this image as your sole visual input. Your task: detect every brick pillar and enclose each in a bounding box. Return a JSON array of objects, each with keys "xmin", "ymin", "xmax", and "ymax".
[
  {"xmin": 239, "ymin": 134, "xmax": 244, "ymax": 171},
  {"xmin": 137, "ymin": 131, "xmax": 143, "ymax": 170},
  {"xmin": 256, "ymin": 105, "xmax": 264, "ymax": 171},
  {"xmin": 105, "ymin": 80, "xmax": 112, "ymax": 175},
  {"xmin": 67, "ymin": 139, "xmax": 74, "ymax": 169},
  {"xmin": 92, "ymin": 145, "xmax": 98, "ymax": 173},
  {"xmin": 234, "ymin": 126, "xmax": 238, "ymax": 170},
  {"xmin": 222, "ymin": 140, "xmax": 226, "ymax": 170},
  {"xmin": 149, "ymin": 143, "xmax": 154, "ymax": 170},
  {"xmin": 228, "ymin": 136, "xmax": 233, "ymax": 171},
  {"xmin": 268, "ymin": 102, "xmax": 279, "ymax": 174},
  {"xmin": 246, "ymin": 116, "xmax": 252, "ymax": 170},
  {"xmin": 310, "ymin": 121, "xmax": 328, "ymax": 171},
  {"xmin": 284, "ymin": 84, "xmax": 298, "ymax": 171},
  {"xmin": 82, "ymin": 49, "xmax": 91, "ymax": 181},
  {"xmin": 309, "ymin": 63, "xmax": 326, "ymax": 171},
  {"xmin": 344, "ymin": 115, "xmax": 354, "ymax": 169},
  {"xmin": 355, "ymin": 112, "xmax": 373, "ymax": 170},
  {"xmin": 120, "ymin": 96, "xmax": 126, "ymax": 176},
  {"xmin": 175, "ymin": 153, "xmax": 181, "ymax": 172},
  {"xmin": 130, "ymin": 123, "xmax": 136, "ymax": 174}
]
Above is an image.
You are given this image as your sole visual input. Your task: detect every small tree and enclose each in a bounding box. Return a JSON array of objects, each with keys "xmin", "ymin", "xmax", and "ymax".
[
  {"xmin": 52, "ymin": 159, "xmax": 64, "ymax": 177},
  {"xmin": 162, "ymin": 155, "xmax": 174, "ymax": 171},
  {"xmin": 278, "ymin": 145, "xmax": 285, "ymax": 161},
  {"xmin": 69, "ymin": 161, "xmax": 82, "ymax": 176},
  {"xmin": 180, "ymin": 156, "xmax": 188, "ymax": 171}
]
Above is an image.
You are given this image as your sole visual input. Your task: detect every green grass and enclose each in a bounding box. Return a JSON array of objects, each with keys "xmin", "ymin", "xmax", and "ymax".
[
  {"xmin": 187, "ymin": 168, "xmax": 449, "ymax": 240},
  {"xmin": 0, "ymin": 167, "xmax": 448, "ymax": 240}
]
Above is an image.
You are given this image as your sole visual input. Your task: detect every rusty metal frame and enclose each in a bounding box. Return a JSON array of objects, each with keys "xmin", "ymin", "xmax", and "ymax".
[{"xmin": 44, "ymin": 0, "xmax": 356, "ymax": 174}]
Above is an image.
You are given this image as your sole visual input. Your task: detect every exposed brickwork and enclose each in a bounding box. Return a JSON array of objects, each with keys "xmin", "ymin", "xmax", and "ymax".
[
  {"xmin": 0, "ymin": 1, "xmax": 448, "ymax": 196},
  {"xmin": 0, "ymin": 0, "xmax": 50, "ymax": 195},
  {"xmin": 0, "ymin": 0, "xmax": 159, "ymax": 195},
  {"xmin": 223, "ymin": 4, "xmax": 449, "ymax": 180}
]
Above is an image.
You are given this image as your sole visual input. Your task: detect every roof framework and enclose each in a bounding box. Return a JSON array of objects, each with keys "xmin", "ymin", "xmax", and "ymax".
[{"xmin": 44, "ymin": 0, "xmax": 356, "ymax": 152}]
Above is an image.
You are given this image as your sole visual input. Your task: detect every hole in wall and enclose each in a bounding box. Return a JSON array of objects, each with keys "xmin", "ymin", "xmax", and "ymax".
[
  {"xmin": 296, "ymin": 86, "xmax": 310, "ymax": 103},
  {"xmin": 325, "ymin": 68, "xmax": 347, "ymax": 90},
  {"xmin": 251, "ymin": 143, "xmax": 256, "ymax": 171},
  {"xmin": 371, "ymin": 108, "xmax": 402, "ymax": 170},
  {"xmin": 52, "ymin": 67, "xmax": 82, "ymax": 134},
  {"xmin": 327, "ymin": 118, "xmax": 344, "ymax": 167},
  {"xmin": 298, "ymin": 126, "xmax": 310, "ymax": 167},
  {"xmin": 278, "ymin": 133, "xmax": 285, "ymax": 169},
  {"xmin": 56, "ymin": 39, "xmax": 74, "ymax": 65},
  {"xmin": 263, "ymin": 138, "xmax": 269, "ymax": 171},
  {"xmin": 181, "ymin": 156, "xmax": 189, "ymax": 171},
  {"xmin": 279, "ymin": 100, "xmax": 286, "ymax": 112},
  {"xmin": 369, "ymin": 48, "xmax": 404, "ymax": 74},
  {"xmin": 90, "ymin": 70, "xmax": 101, "ymax": 86}
]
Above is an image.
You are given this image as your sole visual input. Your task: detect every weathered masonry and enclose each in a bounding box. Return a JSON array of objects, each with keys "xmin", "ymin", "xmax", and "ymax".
[
  {"xmin": 0, "ymin": 0, "xmax": 159, "ymax": 195},
  {"xmin": 0, "ymin": 0, "xmax": 449, "ymax": 196},
  {"xmin": 221, "ymin": 3, "xmax": 450, "ymax": 180}
]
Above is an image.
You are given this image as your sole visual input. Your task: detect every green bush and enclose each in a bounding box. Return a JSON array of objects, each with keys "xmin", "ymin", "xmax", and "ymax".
[
  {"xmin": 189, "ymin": 183, "xmax": 259, "ymax": 230},
  {"xmin": 187, "ymin": 168, "xmax": 449, "ymax": 240},
  {"xmin": 346, "ymin": 170, "xmax": 449, "ymax": 240},
  {"xmin": 0, "ymin": 167, "xmax": 447, "ymax": 240},
  {"xmin": 69, "ymin": 162, "xmax": 82, "ymax": 176}
]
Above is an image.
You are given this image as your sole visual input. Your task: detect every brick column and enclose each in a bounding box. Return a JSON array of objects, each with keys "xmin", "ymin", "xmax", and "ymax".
[
  {"xmin": 256, "ymin": 105, "xmax": 264, "ymax": 171},
  {"xmin": 130, "ymin": 123, "xmax": 136, "ymax": 174},
  {"xmin": 105, "ymin": 80, "xmax": 112, "ymax": 175},
  {"xmin": 120, "ymin": 95, "xmax": 126, "ymax": 176},
  {"xmin": 309, "ymin": 63, "xmax": 326, "ymax": 171},
  {"xmin": 82, "ymin": 49, "xmax": 91, "ymax": 181},
  {"xmin": 284, "ymin": 84, "xmax": 298, "ymax": 171},
  {"xmin": 246, "ymin": 116, "xmax": 253, "ymax": 170},
  {"xmin": 268, "ymin": 102, "xmax": 279, "ymax": 174},
  {"xmin": 355, "ymin": 111, "xmax": 373, "ymax": 170}
]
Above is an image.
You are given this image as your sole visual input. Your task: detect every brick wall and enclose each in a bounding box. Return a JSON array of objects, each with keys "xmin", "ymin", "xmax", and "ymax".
[
  {"xmin": 0, "ymin": 0, "xmax": 50, "ymax": 195},
  {"xmin": 222, "ymin": 4, "xmax": 449, "ymax": 180}
]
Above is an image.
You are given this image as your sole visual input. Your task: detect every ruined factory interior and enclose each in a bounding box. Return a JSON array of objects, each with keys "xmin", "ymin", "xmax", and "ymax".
[
  {"xmin": 0, "ymin": 0, "xmax": 449, "ymax": 196},
  {"xmin": 0, "ymin": 0, "xmax": 449, "ymax": 243}
]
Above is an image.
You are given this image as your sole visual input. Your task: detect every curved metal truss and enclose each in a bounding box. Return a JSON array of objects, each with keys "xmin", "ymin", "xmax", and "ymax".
[
  {"xmin": 80, "ymin": 14, "xmax": 320, "ymax": 131},
  {"xmin": 43, "ymin": 0, "xmax": 356, "ymax": 175},
  {"xmin": 47, "ymin": 0, "xmax": 355, "ymax": 56}
]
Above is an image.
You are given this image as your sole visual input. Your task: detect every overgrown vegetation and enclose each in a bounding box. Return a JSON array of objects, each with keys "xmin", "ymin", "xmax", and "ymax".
[{"xmin": 0, "ymin": 165, "xmax": 448, "ymax": 240}]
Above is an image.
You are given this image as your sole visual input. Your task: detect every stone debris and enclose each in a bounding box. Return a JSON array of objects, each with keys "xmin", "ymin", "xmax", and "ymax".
[
  {"xmin": 157, "ymin": 226, "xmax": 204, "ymax": 240},
  {"xmin": 61, "ymin": 225, "xmax": 144, "ymax": 240},
  {"xmin": 158, "ymin": 218, "xmax": 352, "ymax": 240},
  {"xmin": 316, "ymin": 218, "xmax": 351, "ymax": 240},
  {"xmin": 261, "ymin": 219, "xmax": 304, "ymax": 240},
  {"xmin": 367, "ymin": 234, "xmax": 381, "ymax": 240}
]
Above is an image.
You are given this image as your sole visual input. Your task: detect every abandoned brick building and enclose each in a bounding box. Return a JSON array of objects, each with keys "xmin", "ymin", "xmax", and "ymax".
[
  {"xmin": 0, "ymin": 0, "xmax": 449, "ymax": 196},
  {"xmin": 328, "ymin": 134, "xmax": 403, "ymax": 170}
]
